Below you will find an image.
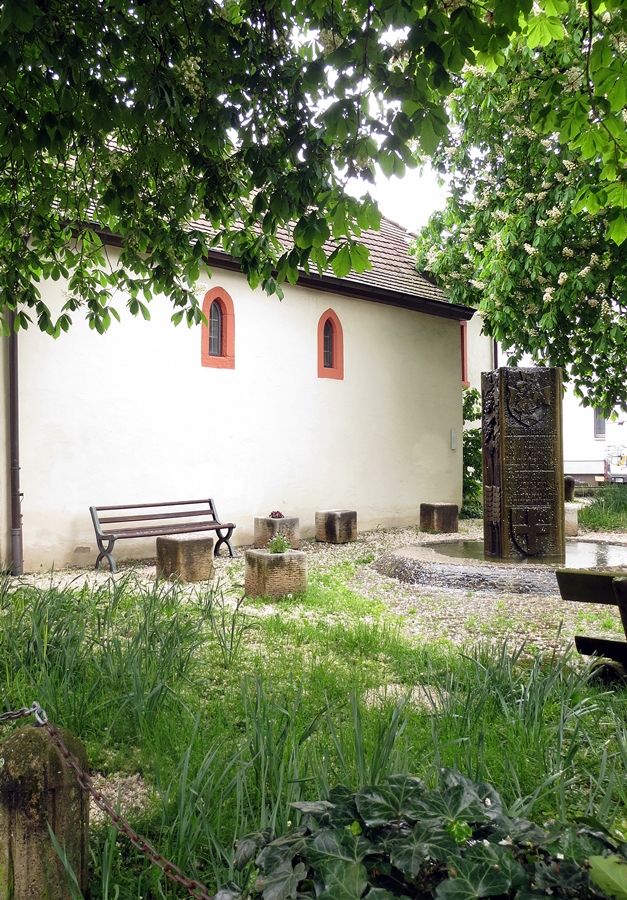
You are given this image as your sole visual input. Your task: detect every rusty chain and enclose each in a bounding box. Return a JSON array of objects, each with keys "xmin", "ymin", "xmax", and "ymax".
[{"xmin": 0, "ymin": 703, "xmax": 214, "ymax": 900}]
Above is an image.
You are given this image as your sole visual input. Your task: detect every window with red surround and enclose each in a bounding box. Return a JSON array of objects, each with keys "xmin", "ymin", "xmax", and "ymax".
[
  {"xmin": 317, "ymin": 309, "xmax": 344, "ymax": 380},
  {"xmin": 201, "ymin": 288, "xmax": 235, "ymax": 369},
  {"xmin": 460, "ymin": 321, "xmax": 470, "ymax": 387}
]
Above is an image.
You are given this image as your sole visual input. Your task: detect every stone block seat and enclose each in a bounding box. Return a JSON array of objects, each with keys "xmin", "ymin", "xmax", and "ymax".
[
  {"xmin": 420, "ymin": 502, "xmax": 459, "ymax": 533},
  {"xmin": 315, "ymin": 509, "xmax": 357, "ymax": 544},
  {"xmin": 157, "ymin": 533, "xmax": 214, "ymax": 582},
  {"xmin": 253, "ymin": 516, "xmax": 300, "ymax": 549},
  {"xmin": 245, "ymin": 549, "xmax": 307, "ymax": 598}
]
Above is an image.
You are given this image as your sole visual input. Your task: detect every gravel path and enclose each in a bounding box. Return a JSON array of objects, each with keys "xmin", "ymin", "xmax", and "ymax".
[{"xmin": 15, "ymin": 520, "xmax": 627, "ymax": 653}]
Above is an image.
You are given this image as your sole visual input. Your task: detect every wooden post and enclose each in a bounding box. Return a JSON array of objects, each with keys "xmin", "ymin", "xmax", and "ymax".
[{"xmin": 0, "ymin": 725, "xmax": 89, "ymax": 899}]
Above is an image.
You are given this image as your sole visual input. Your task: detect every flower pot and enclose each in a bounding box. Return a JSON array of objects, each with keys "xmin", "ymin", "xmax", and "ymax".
[
  {"xmin": 253, "ymin": 516, "xmax": 300, "ymax": 549},
  {"xmin": 245, "ymin": 548, "xmax": 307, "ymax": 598}
]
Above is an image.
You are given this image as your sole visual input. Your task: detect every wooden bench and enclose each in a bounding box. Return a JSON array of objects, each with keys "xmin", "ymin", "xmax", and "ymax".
[
  {"xmin": 556, "ymin": 569, "xmax": 627, "ymax": 665},
  {"xmin": 90, "ymin": 498, "xmax": 236, "ymax": 572}
]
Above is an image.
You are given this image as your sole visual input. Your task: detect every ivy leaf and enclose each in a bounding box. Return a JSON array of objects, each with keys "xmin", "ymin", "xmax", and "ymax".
[
  {"xmin": 435, "ymin": 852, "xmax": 512, "ymax": 899},
  {"xmin": 290, "ymin": 802, "xmax": 336, "ymax": 818},
  {"xmin": 234, "ymin": 829, "xmax": 274, "ymax": 870},
  {"xmin": 388, "ymin": 823, "xmax": 460, "ymax": 877},
  {"xmin": 256, "ymin": 829, "xmax": 308, "ymax": 871},
  {"xmin": 308, "ymin": 830, "xmax": 374, "ymax": 865},
  {"xmin": 255, "ymin": 861, "xmax": 308, "ymax": 900},
  {"xmin": 588, "ymin": 855, "xmax": 627, "ymax": 900},
  {"xmin": 418, "ymin": 785, "xmax": 489, "ymax": 826},
  {"xmin": 318, "ymin": 860, "xmax": 369, "ymax": 900},
  {"xmin": 533, "ymin": 859, "xmax": 588, "ymax": 894},
  {"xmin": 356, "ymin": 776, "xmax": 426, "ymax": 826},
  {"xmin": 214, "ymin": 884, "xmax": 243, "ymax": 900}
]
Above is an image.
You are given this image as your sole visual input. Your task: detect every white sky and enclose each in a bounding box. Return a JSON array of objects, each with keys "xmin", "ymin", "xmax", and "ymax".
[{"xmin": 346, "ymin": 163, "xmax": 449, "ymax": 235}]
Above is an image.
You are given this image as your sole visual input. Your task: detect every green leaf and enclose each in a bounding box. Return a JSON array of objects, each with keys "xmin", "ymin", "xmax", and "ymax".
[
  {"xmin": 526, "ymin": 14, "xmax": 565, "ymax": 48},
  {"xmin": 608, "ymin": 211, "xmax": 627, "ymax": 246},
  {"xmin": 256, "ymin": 829, "xmax": 308, "ymax": 871},
  {"xmin": 290, "ymin": 802, "xmax": 335, "ymax": 818},
  {"xmin": 309, "ymin": 831, "xmax": 373, "ymax": 865},
  {"xmin": 330, "ymin": 246, "xmax": 352, "ymax": 279},
  {"xmin": 418, "ymin": 785, "xmax": 489, "ymax": 826},
  {"xmin": 355, "ymin": 776, "xmax": 426, "ymax": 827},
  {"xmin": 436, "ymin": 849, "xmax": 512, "ymax": 899},
  {"xmin": 318, "ymin": 860, "xmax": 368, "ymax": 900},
  {"xmin": 235, "ymin": 829, "xmax": 274, "ymax": 870},
  {"xmin": 589, "ymin": 855, "xmax": 627, "ymax": 899},
  {"xmin": 388, "ymin": 823, "xmax": 460, "ymax": 877},
  {"xmin": 254, "ymin": 861, "xmax": 307, "ymax": 900}
]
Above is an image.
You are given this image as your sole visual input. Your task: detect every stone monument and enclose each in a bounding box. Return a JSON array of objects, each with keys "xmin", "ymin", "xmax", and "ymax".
[{"xmin": 482, "ymin": 367, "xmax": 565, "ymax": 559}]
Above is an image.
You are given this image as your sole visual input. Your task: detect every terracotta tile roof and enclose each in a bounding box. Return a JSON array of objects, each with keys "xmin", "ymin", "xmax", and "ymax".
[{"xmin": 198, "ymin": 215, "xmax": 474, "ymax": 322}]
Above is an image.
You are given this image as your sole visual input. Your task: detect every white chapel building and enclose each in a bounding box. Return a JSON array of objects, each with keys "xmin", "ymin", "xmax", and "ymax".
[{"xmin": 0, "ymin": 218, "xmax": 491, "ymax": 572}]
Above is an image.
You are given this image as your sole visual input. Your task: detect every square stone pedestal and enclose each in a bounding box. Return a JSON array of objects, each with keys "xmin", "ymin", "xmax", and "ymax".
[
  {"xmin": 420, "ymin": 503, "xmax": 459, "ymax": 533},
  {"xmin": 565, "ymin": 502, "xmax": 578, "ymax": 537},
  {"xmin": 245, "ymin": 549, "xmax": 307, "ymax": 598},
  {"xmin": 315, "ymin": 510, "xmax": 357, "ymax": 544},
  {"xmin": 253, "ymin": 517, "xmax": 300, "ymax": 549},
  {"xmin": 157, "ymin": 533, "xmax": 214, "ymax": 582}
]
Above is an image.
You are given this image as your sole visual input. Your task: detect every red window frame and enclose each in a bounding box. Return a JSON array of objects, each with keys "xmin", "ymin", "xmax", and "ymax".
[
  {"xmin": 317, "ymin": 309, "xmax": 344, "ymax": 380},
  {"xmin": 201, "ymin": 287, "xmax": 235, "ymax": 369}
]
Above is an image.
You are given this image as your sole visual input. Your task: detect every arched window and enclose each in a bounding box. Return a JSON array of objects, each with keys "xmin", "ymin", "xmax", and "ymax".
[
  {"xmin": 317, "ymin": 309, "xmax": 343, "ymax": 380},
  {"xmin": 209, "ymin": 300, "xmax": 223, "ymax": 356},
  {"xmin": 323, "ymin": 318, "xmax": 333, "ymax": 368},
  {"xmin": 201, "ymin": 288, "xmax": 235, "ymax": 369}
]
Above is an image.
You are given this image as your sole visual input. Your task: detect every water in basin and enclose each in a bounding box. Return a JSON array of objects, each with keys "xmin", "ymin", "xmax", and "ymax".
[{"xmin": 424, "ymin": 540, "xmax": 627, "ymax": 568}]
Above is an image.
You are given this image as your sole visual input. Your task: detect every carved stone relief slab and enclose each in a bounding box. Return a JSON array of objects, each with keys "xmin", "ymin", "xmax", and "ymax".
[{"xmin": 482, "ymin": 367, "xmax": 564, "ymax": 560}]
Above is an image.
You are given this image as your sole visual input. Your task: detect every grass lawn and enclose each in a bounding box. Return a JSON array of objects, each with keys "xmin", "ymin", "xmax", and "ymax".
[{"xmin": 3, "ymin": 537, "xmax": 627, "ymax": 898}]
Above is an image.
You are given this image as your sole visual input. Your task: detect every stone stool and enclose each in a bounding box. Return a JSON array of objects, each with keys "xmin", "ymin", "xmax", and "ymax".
[
  {"xmin": 156, "ymin": 533, "xmax": 214, "ymax": 582},
  {"xmin": 245, "ymin": 549, "xmax": 307, "ymax": 598},
  {"xmin": 420, "ymin": 503, "xmax": 459, "ymax": 533},
  {"xmin": 315, "ymin": 510, "xmax": 357, "ymax": 544},
  {"xmin": 565, "ymin": 502, "xmax": 579, "ymax": 537},
  {"xmin": 253, "ymin": 516, "xmax": 300, "ymax": 549}
]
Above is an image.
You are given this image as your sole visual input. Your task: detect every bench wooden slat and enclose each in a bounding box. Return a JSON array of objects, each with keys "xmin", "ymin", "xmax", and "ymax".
[
  {"xmin": 555, "ymin": 569, "xmax": 622, "ymax": 605},
  {"xmin": 95, "ymin": 499, "xmax": 212, "ymax": 512},
  {"xmin": 104, "ymin": 521, "xmax": 234, "ymax": 539},
  {"xmin": 98, "ymin": 508, "xmax": 213, "ymax": 525},
  {"xmin": 575, "ymin": 635, "xmax": 627, "ymax": 665}
]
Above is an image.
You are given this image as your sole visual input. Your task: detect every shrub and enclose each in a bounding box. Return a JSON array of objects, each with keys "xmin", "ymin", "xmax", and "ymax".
[
  {"xmin": 236, "ymin": 770, "xmax": 627, "ymax": 900},
  {"xmin": 579, "ymin": 484, "xmax": 627, "ymax": 532},
  {"xmin": 268, "ymin": 534, "xmax": 292, "ymax": 553},
  {"xmin": 461, "ymin": 388, "xmax": 482, "ymax": 519}
]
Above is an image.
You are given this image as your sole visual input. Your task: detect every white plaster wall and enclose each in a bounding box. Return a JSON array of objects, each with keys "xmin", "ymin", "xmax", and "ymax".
[
  {"xmin": 14, "ymin": 258, "xmax": 464, "ymax": 570},
  {"xmin": 466, "ymin": 313, "xmax": 493, "ymax": 395},
  {"xmin": 562, "ymin": 388, "xmax": 626, "ymax": 476}
]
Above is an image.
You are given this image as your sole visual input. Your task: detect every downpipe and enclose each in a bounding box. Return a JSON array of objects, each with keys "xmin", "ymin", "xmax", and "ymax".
[{"xmin": 8, "ymin": 309, "xmax": 23, "ymax": 575}]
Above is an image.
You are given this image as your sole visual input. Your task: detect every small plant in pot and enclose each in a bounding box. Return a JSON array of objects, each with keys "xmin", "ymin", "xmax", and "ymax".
[
  {"xmin": 234, "ymin": 769, "xmax": 627, "ymax": 900},
  {"xmin": 268, "ymin": 534, "xmax": 292, "ymax": 554}
]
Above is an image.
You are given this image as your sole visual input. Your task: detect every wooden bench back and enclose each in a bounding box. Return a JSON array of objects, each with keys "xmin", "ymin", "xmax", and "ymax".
[
  {"xmin": 556, "ymin": 569, "xmax": 626, "ymax": 605},
  {"xmin": 91, "ymin": 499, "xmax": 221, "ymax": 537}
]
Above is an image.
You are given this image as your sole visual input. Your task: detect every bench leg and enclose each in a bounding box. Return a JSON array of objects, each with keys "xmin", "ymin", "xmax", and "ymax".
[
  {"xmin": 95, "ymin": 538, "xmax": 117, "ymax": 573},
  {"xmin": 214, "ymin": 528, "xmax": 235, "ymax": 558}
]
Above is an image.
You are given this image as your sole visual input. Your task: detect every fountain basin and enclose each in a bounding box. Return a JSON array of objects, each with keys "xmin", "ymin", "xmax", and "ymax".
[{"xmin": 373, "ymin": 540, "xmax": 627, "ymax": 594}]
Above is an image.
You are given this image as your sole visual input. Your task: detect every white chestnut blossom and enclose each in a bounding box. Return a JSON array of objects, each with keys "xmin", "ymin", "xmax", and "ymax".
[{"xmin": 558, "ymin": 272, "xmax": 569, "ymax": 285}]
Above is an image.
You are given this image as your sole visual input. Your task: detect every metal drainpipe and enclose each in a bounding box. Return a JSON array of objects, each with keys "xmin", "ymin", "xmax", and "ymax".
[
  {"xmin": 8, "ymin": 309, "xmax": 23, "ymax": 575},
  {"xmin": 493, "ymin": 338, "xmax": 499, "ymax": 370}
]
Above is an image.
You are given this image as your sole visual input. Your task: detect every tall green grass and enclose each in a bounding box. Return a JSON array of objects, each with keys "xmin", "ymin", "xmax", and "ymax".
[
  {"xmin": 579, "ymin": 483, "xmax": 627, "ymax": 530},
  {"xmin": 2, "ymin": 574, "xmax": 627, "ymax": 898}
]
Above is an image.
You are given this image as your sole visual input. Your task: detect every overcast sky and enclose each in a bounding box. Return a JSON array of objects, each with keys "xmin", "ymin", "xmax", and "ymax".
[{"xmin": 347, "ymin": 163, "xmax": 448, "ymax": 235}]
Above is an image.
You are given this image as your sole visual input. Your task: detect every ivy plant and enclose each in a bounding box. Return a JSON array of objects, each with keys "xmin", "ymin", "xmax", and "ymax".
[{"xmin": 234, "ymin": 770, "xmax": 627, "ymax": 900}]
